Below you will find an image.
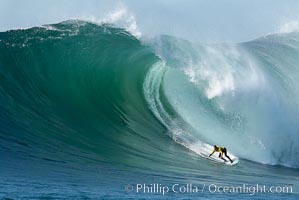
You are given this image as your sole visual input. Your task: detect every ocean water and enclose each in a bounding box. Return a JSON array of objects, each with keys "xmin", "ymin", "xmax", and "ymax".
[{"xmin": 0, "ymin": 20, "xmax": 298, "ymax": 199}]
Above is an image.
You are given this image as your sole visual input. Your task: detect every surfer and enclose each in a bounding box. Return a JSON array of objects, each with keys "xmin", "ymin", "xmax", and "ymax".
[{"xmin": 209, "ymin": 145, "xmax": 233, "ymax": 163}]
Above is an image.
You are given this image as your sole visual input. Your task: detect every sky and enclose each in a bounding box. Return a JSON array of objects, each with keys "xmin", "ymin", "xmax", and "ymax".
[{"xmin": 1, "ymin": 0, "xmax": 299, "ymax": 42}]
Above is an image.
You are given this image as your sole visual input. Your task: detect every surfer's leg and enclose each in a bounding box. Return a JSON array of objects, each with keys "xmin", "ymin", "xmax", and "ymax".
[
  {"xmin": 221, "ymin": 157, "xmax": 227, "ymax": 162},
  {"xmin": 219, "ymin": 152, "xmax": 227, "ymax": 162},
  {"xmin": 224, "ymin": 148, "xmax": 233, "ymax": 163}
]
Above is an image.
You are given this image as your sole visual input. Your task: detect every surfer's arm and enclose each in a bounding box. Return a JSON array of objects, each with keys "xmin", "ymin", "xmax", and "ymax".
[{"xmin": 209, "ymin": 150, "xmax": 215, "ymax": 157}]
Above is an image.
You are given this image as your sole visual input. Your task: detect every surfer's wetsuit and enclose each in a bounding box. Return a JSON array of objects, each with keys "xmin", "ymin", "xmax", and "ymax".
[{"xmin": 209, "ymin": 145, "xmax": 233, "ymax": 163}]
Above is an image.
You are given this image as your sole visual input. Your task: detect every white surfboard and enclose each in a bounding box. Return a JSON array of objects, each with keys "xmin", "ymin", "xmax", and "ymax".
[{"xmin": 207, "ymin": 155, "xmax": 239, "ymax": 165}]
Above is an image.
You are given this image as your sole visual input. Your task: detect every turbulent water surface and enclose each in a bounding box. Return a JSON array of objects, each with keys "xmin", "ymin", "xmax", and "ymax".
[{"xmin": 0, "ymin": 21, "xmax": 299, "ymax": 199}]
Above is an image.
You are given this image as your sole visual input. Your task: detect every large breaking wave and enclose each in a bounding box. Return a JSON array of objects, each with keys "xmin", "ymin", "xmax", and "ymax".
[{"xmin": 0, "ymin": 20, "xmax": 298, "ymax": 170}]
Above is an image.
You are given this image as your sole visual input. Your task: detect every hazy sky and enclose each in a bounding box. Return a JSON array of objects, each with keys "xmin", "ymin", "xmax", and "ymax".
[{"xmin": 1, "ymin": 0, "xmax": 299, "ymax": 42}]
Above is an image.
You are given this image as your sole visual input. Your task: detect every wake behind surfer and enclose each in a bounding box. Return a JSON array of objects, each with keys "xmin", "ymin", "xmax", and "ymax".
[{"xmin": 209, "ymin": 145, "xmax": 233, "ymax": 163}]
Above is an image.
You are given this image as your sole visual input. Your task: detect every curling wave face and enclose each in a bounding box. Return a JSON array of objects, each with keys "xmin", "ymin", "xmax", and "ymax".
[{"xmin": 0, "ymin": 20, "xmax": 299, "ymax": 171}]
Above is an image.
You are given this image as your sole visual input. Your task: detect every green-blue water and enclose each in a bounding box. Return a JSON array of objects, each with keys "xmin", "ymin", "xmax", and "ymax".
[{"xmin": 0, "ymin": 20, "xmax": 298, "ymax": 199}]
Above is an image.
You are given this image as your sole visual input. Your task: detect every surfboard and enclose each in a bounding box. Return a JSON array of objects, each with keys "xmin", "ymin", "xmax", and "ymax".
[{"xmin": 207, "ymin": 155, "xmax": 239, "ymax": 165}]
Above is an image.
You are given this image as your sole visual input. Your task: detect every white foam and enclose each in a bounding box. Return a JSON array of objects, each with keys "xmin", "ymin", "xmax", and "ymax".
[
  {"xmin": 201, "ymin": 68, "xmax": 235, "ymax": 99},
  {"xmin": 278, "ymin": 20, "xmax": 299, "ymax": 33},
  {"xmin": 183, "ymin": 46, "xmax": 238, "ymax": 99},
  {"xmin": 101, "ymin": 5, "xmax": 142, "ymax": 38}
]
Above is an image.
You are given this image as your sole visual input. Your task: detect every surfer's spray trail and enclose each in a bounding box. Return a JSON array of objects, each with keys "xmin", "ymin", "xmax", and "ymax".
[{"xmin": 0, "ymin": 21, "xmax": 299, "ymax": 174}]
